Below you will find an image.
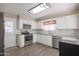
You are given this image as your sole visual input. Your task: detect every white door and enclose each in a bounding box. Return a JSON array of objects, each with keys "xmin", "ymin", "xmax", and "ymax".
[{"xmin": 4, "ymin": 17, "xmax": 17, "ymax": 48}]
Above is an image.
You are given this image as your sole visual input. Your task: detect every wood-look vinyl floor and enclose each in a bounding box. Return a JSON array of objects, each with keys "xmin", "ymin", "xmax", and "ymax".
[{"xmin": 5, "ymin": 43, "xmax": 59, "ymax": 56}]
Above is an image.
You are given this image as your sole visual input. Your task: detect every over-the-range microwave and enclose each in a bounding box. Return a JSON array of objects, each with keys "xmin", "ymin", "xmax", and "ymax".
[{"xmin": 23, "ymin": 24, "xmax": 31, "ymax": 29}]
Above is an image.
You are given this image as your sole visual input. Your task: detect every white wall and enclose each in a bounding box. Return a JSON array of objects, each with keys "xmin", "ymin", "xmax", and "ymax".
[{"xmin": 4, "ymin": 15, "xmax": 17, "ymax": 48}]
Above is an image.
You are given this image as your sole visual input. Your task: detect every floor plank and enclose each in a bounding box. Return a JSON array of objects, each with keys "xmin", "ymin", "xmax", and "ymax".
[{"xmin": 5, "ymin": 43, "xmax": 59, "ymax": 56}]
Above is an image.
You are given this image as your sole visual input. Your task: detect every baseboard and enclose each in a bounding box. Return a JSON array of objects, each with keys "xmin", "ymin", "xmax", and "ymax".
[{"xmin": 5, "ymin": 46, "xmax": 18, "ymax": 50}]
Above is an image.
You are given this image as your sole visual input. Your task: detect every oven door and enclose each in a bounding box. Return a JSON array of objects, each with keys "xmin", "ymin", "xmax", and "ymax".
[{"xmin": 25, "ymin": 35, "xmax": 33, "ymax": 41}]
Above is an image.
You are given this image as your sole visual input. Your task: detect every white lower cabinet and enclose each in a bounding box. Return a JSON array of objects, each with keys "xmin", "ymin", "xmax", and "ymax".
[
  {"xmin": 37, "ymin": 34, "xmax": 52, "ymax": 47},
  {"xmin": 17, "ymin": 34, "xmax": 52, "ymax": 48},
  {"xmin": 18, "ymin": 35, "xmax": 25, "ymax": 48},
  {"xmin": 33, "ymin": 34, "xmax": 38, "ymax": 43}
]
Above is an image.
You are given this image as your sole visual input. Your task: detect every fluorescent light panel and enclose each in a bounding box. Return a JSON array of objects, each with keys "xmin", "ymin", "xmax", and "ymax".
[{"xmin": 28, "ymin": 3, "xmax": 50, "ymax": 14}]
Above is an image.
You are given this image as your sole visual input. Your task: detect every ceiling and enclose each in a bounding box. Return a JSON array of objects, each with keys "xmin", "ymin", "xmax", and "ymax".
[{"xmin": 0, "ymin": 3, "xmax": 79, "ymax": 20}]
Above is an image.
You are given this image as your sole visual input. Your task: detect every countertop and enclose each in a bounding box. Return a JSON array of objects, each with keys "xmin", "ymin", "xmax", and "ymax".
[{"xmin": 60, "ymin": 37, "xmax": 79, "ymax": 45}]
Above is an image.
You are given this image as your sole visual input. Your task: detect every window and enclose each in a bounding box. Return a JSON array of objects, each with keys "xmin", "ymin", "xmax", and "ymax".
[
  {"xmin": 42, "ymin": 19, "xmax": 56, "ymax": 31},
  {"xmin": 28, "ymin": 3, "xmax": 51, "ymax": 14},
  {"xmin": 5, "ymin": 21, "xmax": 13, "ymax": 32}
]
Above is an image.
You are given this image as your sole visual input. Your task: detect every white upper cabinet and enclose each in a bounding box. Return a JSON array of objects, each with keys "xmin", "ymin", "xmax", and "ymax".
[
  {"xmin": 36, "ymin": 21, "xmax": 42, "ymax": 29},
  {"xmin": 19, "ymin": 18, "xmax": 38, "ymax": 29},
  {"xmin": 31, "ymin": 20, "xmax": 38, "ymax": 29},
  {"xmin": 56, "ymin": 16, "xmax": 66, "ymax": 29},
  {"xmin": 56, "ymin": 14, "xmax": 77, "ymax": 29},
  {"xmin": 19, "ymin": 14, "xmax": 78, "ymax": 30},
  {"xmin": 65, "ymin": 14, "xmax": 77, "ymax": 29}
]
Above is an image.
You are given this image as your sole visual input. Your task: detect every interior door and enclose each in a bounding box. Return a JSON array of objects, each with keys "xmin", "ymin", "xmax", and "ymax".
[{"xmin": 4, "ymin": 17, "xmax": 17, "ymax": 48}]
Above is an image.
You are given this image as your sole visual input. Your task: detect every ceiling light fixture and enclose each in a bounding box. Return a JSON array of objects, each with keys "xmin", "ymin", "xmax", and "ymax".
[{"xmin": 28, "ymin": 3, "xmax": 51, "ymax": 14}]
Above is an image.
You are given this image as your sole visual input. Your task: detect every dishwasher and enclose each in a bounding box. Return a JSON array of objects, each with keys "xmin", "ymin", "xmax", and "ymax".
[{"xmin": 52, "ymin": 36, "xmax": 61, "ymax": 49}]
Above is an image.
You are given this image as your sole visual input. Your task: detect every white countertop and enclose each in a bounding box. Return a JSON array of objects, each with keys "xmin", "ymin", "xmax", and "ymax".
[{"xmin": 61, "ymin": 37, "xmax": 79, "ymax": 45}]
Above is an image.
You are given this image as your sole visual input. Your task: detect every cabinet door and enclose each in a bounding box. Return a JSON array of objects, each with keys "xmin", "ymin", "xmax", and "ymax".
[
  {"xmin": 65, "ymin": 14, "xmax": 77, "ymax": 29},
  {"xmin": 31, "ymin": 20, "xmax": 37, "ymax": 29},
  {"xmin": 56, "ymin": 16, "xmax": 66, "ymax": 29},
  {"xmin": 56, "ymin": 14, "xmax": 77, "ymax": 29},
  {"xmin": 37, "ymin": 21, "xmax": 42, "ymax": 29},
  {"xmin": 37, "ymin": 34, "xmax": 42, "ymax": 43},
  {"xmin": 42, "ymin": 35, "xmax": 52, "ymax": 47},
  {"xmin": 33, "ymin": 34, "xmax": 38, "ymax": 43},
  {"xmin": 37, "ymin": 34, "xmax": 52, "ymax": 47},
  {"xmin": 18, "ymin": 35, "xmax": 25, "ymax": 48}
]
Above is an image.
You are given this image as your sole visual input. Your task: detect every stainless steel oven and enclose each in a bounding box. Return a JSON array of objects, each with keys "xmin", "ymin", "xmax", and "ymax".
[
  {"xmin": 25, "ymin": 35, "xmax": 33, "ymax": 41},
  {"xmin": 24, "ymin": 34, "xmax": 33, "ymax": 46},
  {"xmin": 21, "ymin": 31, "xmax": 33, "ymax": 46}
]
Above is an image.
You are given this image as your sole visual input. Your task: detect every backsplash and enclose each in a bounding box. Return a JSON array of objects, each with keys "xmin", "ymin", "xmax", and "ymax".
[
  {"xmin": 53, "ymin": 29, "xmax": 78, "ymax": 37},
  {"xmin": 21, "ymin": 29, "xmax": 37, "ymax": 34},
  {"xmin": 20, "ymin": 29, "xmax": 79, "ymax": 38},
  {"xmin": 35, "ymin": 29, "xmax": 79, "ymax": 38},
  {"xmin": 37, "ymin": 29, "xmax": 53, "ymax": 35}
]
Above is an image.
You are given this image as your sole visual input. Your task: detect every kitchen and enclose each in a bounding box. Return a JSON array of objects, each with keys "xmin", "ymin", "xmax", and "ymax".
[
  {"xmin": 0, "ymin": 3, "xmax": 79, "ymax": 56},
  {"xmin": 5, "ymin": 13, "xmax": 79, "ymax": 56}
]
